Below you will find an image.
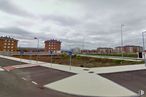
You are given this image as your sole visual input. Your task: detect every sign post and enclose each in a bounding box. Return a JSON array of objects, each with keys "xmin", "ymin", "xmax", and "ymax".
[
  {"xmin": 29, "ymin": 50, "xmax": 32, "ymax": 63},
  {"xmin": 20, "ymin": 50, "xmax": 24, "ymax": 64},
  {"xmin": 50, "ymin": 51, "xmax": 53, "ymax": 68},
  {"xmin": 68, "ymin": 51, "xmax": 72, "ymax": 70}
]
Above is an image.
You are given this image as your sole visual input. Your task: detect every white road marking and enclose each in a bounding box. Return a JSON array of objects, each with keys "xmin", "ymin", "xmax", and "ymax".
[
  {"xmin": 32, "ymin": 81, "xmax": 38, "ymax": 85},
  {"xmin": 0, "ymin": 68, "xmax": 4, "ymax": 71},
  {"xmin": 21, "ymin": 77, "xmax": 27, "ymax": 81}
]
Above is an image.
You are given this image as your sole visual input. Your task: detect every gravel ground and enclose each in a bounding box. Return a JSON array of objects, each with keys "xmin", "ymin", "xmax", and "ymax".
[
  {"xmin": 100, "ymin": 70, "xmax": 146, "ymax": 97},
  {"xmin": 0, "ymin": 57, "xmax": 26, "ymax": 67}
]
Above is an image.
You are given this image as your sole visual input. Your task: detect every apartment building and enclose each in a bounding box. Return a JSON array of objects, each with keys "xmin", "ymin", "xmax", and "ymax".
[
  {"xmin": 97, "ymin": 47, "xmax": 113, "ymax": 54},
  {"xmin": 0, "ymin": 36, "xmax": 18, "ymax": 52},
  {"xmin": 115, "ymin": 45, "xmax": 143, "ymax": 53},
  {"xmin": 44, "ymin": 39, "xmax": 61, "ymax": 52}
]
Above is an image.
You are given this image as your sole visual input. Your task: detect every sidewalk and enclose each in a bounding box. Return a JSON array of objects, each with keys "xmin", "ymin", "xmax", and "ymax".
[
  {"xmin": 91, "ymin": 64, "xmax": 146, "ymax": 74},
  {"xmin": 45, "ymin": 72, "xmax": 137, "ymax": 97}
]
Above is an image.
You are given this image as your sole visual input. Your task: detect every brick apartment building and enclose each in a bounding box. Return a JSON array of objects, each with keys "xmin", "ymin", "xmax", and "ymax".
[
  {"xmin": 0, "ymin": 36, "xmax": 18, "ymax": 52},
  {"xmin": 81, "ymin": 48, "xmax": 113, "ymax": 54},
  {"xmin": 97, "ymin": 47, "xmax": 113, "ymax": 54},
  {"xmin": 44, "ymin": 39, "xmax": 61, "ymax": 52},
  {"xmin": 115, "ymin": 45, "xmax": 143, "ymax": 53},
  {"xmin": 81, "ymin": 50, "xmax": 97, "ymax": 54}
]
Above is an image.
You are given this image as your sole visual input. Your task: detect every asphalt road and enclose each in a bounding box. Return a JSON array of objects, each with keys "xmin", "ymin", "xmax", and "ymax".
[
  {"xmin": 0, "ymin": 57, "xmax": 26, "ymax": 67},
  {"xmin": 0, "ymin": 71, "xmax": 83, "ymax": 97},
  {"xmin": 12, "ymin": 66, "xmax": 75, "ymax": 86},
  {"xmin": 100, "ymin": 69, "xmax": 146, "ymax": 97}
]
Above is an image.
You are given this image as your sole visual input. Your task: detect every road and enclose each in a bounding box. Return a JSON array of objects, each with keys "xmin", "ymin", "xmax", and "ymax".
[{"xmin": 100, "ymin": 69, "xmax": 146, "ymax": 97}]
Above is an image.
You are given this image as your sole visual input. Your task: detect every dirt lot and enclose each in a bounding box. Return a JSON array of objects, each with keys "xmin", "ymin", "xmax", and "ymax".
[
  {"xmin": 100, "ymin": 70, "xmax": 146, "ymax": 97},
  {"xmin": 13, "ymin": 55, "xmax": 144, "ymax": 68},
  {"xmin": 0, "ymin": 57, "xmax": 26, "ymax": 67}
]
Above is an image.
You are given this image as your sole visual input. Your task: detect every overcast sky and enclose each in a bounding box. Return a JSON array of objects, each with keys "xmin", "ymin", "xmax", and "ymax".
[{"xmin": 0, "ymin": 0, "xmax": 146, "ymax": 50}]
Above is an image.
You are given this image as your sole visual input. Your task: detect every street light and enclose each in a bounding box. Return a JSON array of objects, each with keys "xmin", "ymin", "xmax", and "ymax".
[
  {"xmin": 34, "ymin": 37, "xmax": 39, "ymax": 63},
  {"xmin": 142, "ymin": 31, "xmax": 146, "ymax": 66},
  {"xmin": 121, "ymin": 24, "xmax": 124, "ymax": 64}
]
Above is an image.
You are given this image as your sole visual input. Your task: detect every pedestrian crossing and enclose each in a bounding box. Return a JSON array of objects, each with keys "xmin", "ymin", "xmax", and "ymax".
[
  {"xmin": 2, "ymin": 64, "xmax": 39, "ymax": 71},
  {"xmin": 2, "ymin": 66, "xmax": 16, "ymax": 71}
]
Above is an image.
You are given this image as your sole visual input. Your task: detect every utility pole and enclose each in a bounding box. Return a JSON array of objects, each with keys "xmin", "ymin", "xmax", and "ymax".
[
  {"xmin": 142, "ymin": 31, "xmax": 146, "ymax": 66},
  {"xmin": 34, "ymin": 37, "xmax": 39, "ymax": 63},
  {"xmin": 121, "ymin": 24, "xmax": 124, "ymax": 64}
]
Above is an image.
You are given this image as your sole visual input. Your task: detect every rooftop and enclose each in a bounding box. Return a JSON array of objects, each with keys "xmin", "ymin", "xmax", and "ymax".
[
  {"xmin": 0, "ymin": 36, "xmax": 18, "ymax": 41},
  {"xmin": 45, "ymin": 39, "xmax": 61, "ymax": 43},
  {"xmin": 116, "ymin": 45, "xmax": 142, "ymax": 48}
]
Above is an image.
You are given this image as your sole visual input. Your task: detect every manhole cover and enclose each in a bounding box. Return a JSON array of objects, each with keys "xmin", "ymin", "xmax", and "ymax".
[
  {"xmin": 83, "ymin": 69, "xmax": 89, "ymax": 71},
  {"xmin": 88, "ymin": 71, "xmax": 94, "ymax": 73}
]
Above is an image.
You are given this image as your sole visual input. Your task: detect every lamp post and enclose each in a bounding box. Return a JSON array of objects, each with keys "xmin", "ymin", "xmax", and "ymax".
[
  {"xmin": 82, "ymin": 35, "xmax": 85, "ymax": 50},
  {"xmin": 50, "ymin": 50, "xmax": 53, "ymax": 68},
  {"xmin": 142, "ymin": 31, "xmax": 146, "ymax": 66},
  {"xmin": 34, "ymin": 37, "xmax": 39, "ymax": 63},
  {"xmin": 121, "ymin": 24, "xmax": 124, "ymax": 64}
]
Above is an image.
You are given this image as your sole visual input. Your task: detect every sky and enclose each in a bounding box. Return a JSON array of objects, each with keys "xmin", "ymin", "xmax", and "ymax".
[{"xmin": 0, "ymin": 0, "xmax": 146, "ymax": 50}]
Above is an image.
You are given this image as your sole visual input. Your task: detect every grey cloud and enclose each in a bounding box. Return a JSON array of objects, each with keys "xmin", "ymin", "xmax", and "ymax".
[
  {"xmin": 1, "ymin": 0, "xmax": 146, "ymax": 49},
  {"xmin": 0, "ymin": 27, "xmax": 52, "ymax": 47},
  {"xmin": 42, "ymin": 15, "xmax": 81, "ymax": 26},
  {"xmin": 0, "ymin": 0, "xmax": 34, "ymax": 17}
]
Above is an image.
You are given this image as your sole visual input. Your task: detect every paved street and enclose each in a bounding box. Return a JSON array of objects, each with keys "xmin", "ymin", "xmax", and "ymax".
[
  {"xmin": 0, "ymin": 71, "xmax": 82, "ymax": 97},
  {"xmin": 12, "ymin": 66, "xmax": 75, "ymax": 86},
  {"xmin": 100, "ymin": 69, "xmax": 146, "ymax": 97}
]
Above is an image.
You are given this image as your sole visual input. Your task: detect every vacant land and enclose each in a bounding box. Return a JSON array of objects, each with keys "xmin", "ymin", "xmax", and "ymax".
[
  {"xmin": 82, "ymin": 53, "xmax": 138, "ymax": 58},
  {"xmin": 0, "ymin": 57, "xmax": 26, "ymax": 67},
  {"xmin": 13, "ymin": 55, "xmax": 144, "ymax": 68}
]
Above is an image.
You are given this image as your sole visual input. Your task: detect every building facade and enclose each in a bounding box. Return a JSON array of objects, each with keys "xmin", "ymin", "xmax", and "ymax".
[
  {"xmin": 44, "ymin": 39, "xmax": 61, "ymax": 52},
  {"xmin": 97, "ymin": 47, "xmax": 113, "ymax": 54},
  {"xmin": 115, "ymin": 45, "xmax": 143, "ymax": 53},
  {"xmin": 71, "ymin": 48, "xmax": 81, "ymax": 54},
  {"xmin": 81, "ymin": 50, "xmax": 97, "ymax": 54},
  {"xmin": 0, "ymin": 36, "xmax": 18, "ymax": 52}
]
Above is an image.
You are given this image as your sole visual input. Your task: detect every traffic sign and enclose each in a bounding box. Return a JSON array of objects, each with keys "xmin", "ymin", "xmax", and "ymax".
[
  {"xmin": 20, "ymin": 50, "xmax": 24, "ymax": 55},
  {"xmin": 68, "ymin": 51, "xmax": 72, "ymax": 56},
  {"xmin": 48, "ymin": 51, "xmax": 53, "ymax": 55}
]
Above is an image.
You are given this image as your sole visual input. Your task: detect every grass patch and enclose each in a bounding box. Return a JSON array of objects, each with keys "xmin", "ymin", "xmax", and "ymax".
[{"xmin": 82, "ymin": 53, "xmax": 138, "ymax": 58}]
